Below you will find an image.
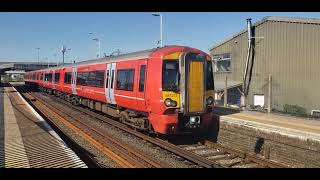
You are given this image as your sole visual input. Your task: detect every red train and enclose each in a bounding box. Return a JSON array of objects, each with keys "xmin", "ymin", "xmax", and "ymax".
[{"xmin": 25, "ymin": 46, "xmax": 215, "ymax": 135}]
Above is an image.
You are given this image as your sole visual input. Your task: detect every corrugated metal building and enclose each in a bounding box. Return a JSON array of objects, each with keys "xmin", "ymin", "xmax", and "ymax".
[{"xmin": 209, "ymin": 16, "xmax": 320, "ymax": 114}]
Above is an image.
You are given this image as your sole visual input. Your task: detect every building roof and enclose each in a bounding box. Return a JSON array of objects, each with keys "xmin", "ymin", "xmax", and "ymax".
[
  {"xmin": 5, "ymin": 70, "xmax": 26, "ymax": 74},
  {"xmin": 209, "ymin": 16, "xmax": 320, "ymax": 51}
]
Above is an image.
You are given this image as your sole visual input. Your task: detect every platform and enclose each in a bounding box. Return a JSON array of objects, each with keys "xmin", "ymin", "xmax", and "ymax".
[
  {"xmin": 212, "ymin": 107, "xmax": 320, "ymax": 167},
  {"xmin": 0, "ymin": 86, "xmax": 87, "ymax": 168},
  {"xmin": 225, "ymin": 110, "xmax": 320, "ymax": 140}
]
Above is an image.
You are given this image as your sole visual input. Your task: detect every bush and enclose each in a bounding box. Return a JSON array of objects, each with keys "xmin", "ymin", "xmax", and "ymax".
[{"xmin": 283, "ymin": 104, "xmax": 307, "ymax": 116}]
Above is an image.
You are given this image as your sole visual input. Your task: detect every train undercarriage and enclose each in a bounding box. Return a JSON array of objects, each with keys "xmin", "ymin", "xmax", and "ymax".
[{"xmin": 38, "ymin": 86, "xmax": 154, "ymax": 133}]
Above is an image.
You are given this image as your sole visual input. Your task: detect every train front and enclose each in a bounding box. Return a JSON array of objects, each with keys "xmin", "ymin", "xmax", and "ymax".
[{"xmin": 156, "ymin": 49, "xmax": 215, "ymax": 135}]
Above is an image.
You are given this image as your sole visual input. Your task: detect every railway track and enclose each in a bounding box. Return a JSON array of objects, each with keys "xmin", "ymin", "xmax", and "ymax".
[
  {"xmin": 18, "ymin": 88, "xmax": 166, "ymax": 168},
  {"xmin": 18, "ymin": 86, "xmax": 286, "ymax": 168},
  {"xmin": 177, "ymin": 140, "xmax": 287, "ymax": 168}
]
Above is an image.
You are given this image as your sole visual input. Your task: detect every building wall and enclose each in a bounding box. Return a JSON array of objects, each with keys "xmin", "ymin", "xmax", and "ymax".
[{"xmin": 210, "ymin": 20, "xmax": 320, "ymax": 113}]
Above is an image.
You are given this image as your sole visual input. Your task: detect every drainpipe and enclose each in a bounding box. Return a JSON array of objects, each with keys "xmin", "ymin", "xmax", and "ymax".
[{"xmin": 241, "ymin": 18, "xmax": 252, "ymax": 109}]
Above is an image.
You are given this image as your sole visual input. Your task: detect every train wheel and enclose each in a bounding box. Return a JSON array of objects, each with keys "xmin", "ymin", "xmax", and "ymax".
[{"xmin": 119, "ymin": 111, "xmax": 129, "ymax": 123}]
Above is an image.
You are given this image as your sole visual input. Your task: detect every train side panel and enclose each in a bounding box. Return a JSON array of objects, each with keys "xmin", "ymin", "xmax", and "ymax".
[
  {"xmin": 76, "ymin": 64, "xmax": 106, "ymax": 103},
  {"xmin": 113, "ymin": 60, "xmax": 139, "ymax": 111},
  {"xmin": 62, "ymin": 67, "xmax": 73, "ymax": 94}
]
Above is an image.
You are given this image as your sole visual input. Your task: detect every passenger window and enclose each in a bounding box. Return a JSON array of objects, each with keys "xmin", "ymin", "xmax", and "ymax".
[
  {"xmin": 95, "ymin": 71, "xmax": 105, "ymax": 88},
  {"xmin": 77, "ymin": 72, "xmax": 84, "ymax": 85},
  {"xmin": 55, "ymin": 73, "xmax": 60, "ymax": 83},
  {"xmin": 49, "ymin": 73, "xmax": 53, "ymax": 81},
  {"xmin": 64, "ymin": 72, "xmax": 72, "ymax": 84},
  {"xmin": 116, "ymin": 69, "xmax": 134, "ymax": 91},
  {"xmin": 139, "ymin": 65, "xmax": 146, "ymax": 92},
  {"xmin": 76, "ymin": 71, "xmax": 105, "ymax": 87}
]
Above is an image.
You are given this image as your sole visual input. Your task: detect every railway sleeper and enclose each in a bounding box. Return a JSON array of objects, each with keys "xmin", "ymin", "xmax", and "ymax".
[{"xmin": 215, "ymin": 156, "xmax": 241, "ymax": 166}]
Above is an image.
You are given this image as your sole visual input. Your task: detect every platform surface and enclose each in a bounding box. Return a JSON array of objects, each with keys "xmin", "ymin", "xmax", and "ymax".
[
  {"xmin": 219, "ymin": 109, "xmax": 320, "ymax": 140},
  {"xmin": 0, "ymin": 86, "xmax": 87, "ymax": 168}
]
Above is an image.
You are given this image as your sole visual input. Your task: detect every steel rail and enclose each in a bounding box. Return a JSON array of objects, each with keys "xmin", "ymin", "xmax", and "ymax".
[
  {"xmin": 29, "ymin": 92, "xmax": 167, "ymax": 168},
  {"xmin": 16, "ymin": 90, "xmax": 104, "ymax": 168},
  {"xmin": 22, "ymin": 92, "xmax": 140, "ymax": 168},
  {"xmin": 30, "ymin": 89, "xmax": 286, "ymax": 168},
  {"xmin": 204, "ymin": 140, "xmax": 288, "ymax": 168},
  {"xmin": 33, "ymin": 92, "xmax": 225, "ymax": 168}
]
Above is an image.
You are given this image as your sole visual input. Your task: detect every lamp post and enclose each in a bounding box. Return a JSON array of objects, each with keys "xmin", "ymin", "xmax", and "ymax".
[
  {"xmin": 151, "ymin": 13, "xmax": 163, "ymax": 47},
  {"xmin": 35, "ymin": 48, "xmax": 40, "ymax": 64},
  {"xmin": 66, "ymin": 48, "xmax": 71, "ymax": 63},
  {"xmin": 89, "ymin": 32, "xmax": 101, "ymax": 58},
  {"xmin": 61, "ymin": 45, "xmax": 66, "ymax": 64}
]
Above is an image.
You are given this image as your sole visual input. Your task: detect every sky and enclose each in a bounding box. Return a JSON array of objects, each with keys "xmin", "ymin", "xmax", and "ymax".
[{"xmin": 1, "ymin": 12, "xmax": 320, "ymax": 63}]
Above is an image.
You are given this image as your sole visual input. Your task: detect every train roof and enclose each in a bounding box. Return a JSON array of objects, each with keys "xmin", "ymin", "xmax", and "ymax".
[
  {"xmin": 27, "ymin": 45, "xmax": 205, "ymax": 73},
  {"xmin": 75, "ymin": 47, "xmax": 157, "ymax": 66}
]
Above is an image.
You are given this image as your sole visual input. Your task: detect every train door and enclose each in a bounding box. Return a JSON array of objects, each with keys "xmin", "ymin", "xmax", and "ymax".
[
  {"xmin": 184, "ymin": 52, "xmax": 206, "ymax": 115},
  {"xmin": 136, "ymin": 59, "xmax": 147, "ymax": 110},
  {"xmin": 45, "ymin": 70, "xmax": 50, "ymax": 87},
  {"xmin": 105, "ymin": 63, "xmax": 116, "ymax": 104},
  {"xmin": 105, "ymin": 63, "xmax": 111, "ymax": 103},
  {"xmin": 52, "ymin": 70, "xmax": 55, "ymax": 89},
  {"xmin": 110, "ymin": 63, "xmax": 116, "ymax": 104},
  {"xmin": 71, "ymin": 65, "xmax": 77, "ymax": 95}
]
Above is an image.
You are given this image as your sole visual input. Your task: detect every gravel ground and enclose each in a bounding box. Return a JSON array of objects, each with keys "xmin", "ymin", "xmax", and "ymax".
[
  {"xmin": 36, "ymin": 93, "xmax": 198, "ymax": 168},
  {"xmin": 32, "ymin": 95, "xmax": 121, "ymax": 168}
]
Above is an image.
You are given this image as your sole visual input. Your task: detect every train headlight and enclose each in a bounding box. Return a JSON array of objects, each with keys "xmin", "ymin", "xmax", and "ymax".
[
  {"xmin": 164, "ymin": 98, "xmax": 173, "ymax": 107},
  {"xmin": 164, "ymin": 98, "xmax": 177, "ymax": 107},
  {"xmin": 171, "ymin": 101, "xmax": 177, "ymax": 107},
  {"xmin": 190, "ymin": 116, "xmax": 200, "ymax": 125},
  {"xmin": 206, "ymin": 96, "xmax": 214, "ymax": 105}
]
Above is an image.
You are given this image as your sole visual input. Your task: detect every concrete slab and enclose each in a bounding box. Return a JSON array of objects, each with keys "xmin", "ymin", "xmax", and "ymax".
[
  {"xmin": 212, "ymin": 110, "xmax": 320, "ymax": 167},
  {"xmin": 228, "ymin": 111, "xmax": 320, "ymax": 137},
  {"xmin": 0, "ymin": 87, "xmax": 4, "ymax": 167}
]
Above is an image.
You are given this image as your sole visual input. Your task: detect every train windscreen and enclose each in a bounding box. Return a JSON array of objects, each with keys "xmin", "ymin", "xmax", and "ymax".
[
  {"xmin": 206, "ymin": 62, "xmax": 214, "ymax": 90},
  {"xmin": 162, "ymin": 60, "xmax": 179, "ymax": 91}
]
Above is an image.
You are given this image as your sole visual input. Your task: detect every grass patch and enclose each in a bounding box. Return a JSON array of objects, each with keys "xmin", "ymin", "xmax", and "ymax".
[{"xmin": 283, "ymin": 104, "xmax": 307, "ymax": 116}]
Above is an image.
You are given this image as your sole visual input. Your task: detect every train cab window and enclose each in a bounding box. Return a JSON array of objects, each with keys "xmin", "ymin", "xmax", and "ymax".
[
  {"xmin": 139, "ymin": 65, "xmax": 146, "ymax": 92},
  {"xmin": 206, "ymin": 62, "xmax": 214, "ymax": 90},
  {"xmin": 116, "ymin": 69, "xmax": 134, "ymax": 91},
  {"xmin": 64, "ymin": 72, "xmax": 72, "ymax": 84},
  {"xmin": 162, "ymin": 60, "xmax": 179, "ymax": 91},
  {"xmin": 54, "ymin": 73, "xmax": 60, "ymax": 83}
]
